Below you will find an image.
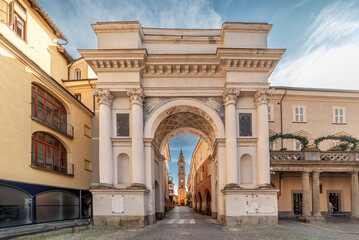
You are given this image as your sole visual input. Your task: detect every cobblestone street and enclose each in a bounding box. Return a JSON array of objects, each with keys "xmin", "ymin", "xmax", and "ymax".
[{"xmin": 16, "ymin": 206, "xmax": 359, "ymax": 240}]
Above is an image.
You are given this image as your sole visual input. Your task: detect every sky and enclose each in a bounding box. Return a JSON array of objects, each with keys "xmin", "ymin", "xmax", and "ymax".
[{"xmin": 36, "ymin": 0, "xmax": 359, "ymax": 192}]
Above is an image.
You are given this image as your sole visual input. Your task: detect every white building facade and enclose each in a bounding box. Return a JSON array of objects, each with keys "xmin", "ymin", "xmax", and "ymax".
[{"xmin": 80, "ymin": 21, "xmax": 285, "ymax": 226}]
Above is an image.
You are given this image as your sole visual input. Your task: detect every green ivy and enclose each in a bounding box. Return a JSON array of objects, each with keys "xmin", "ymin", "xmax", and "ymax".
[
  {"xmin": 314, "ymin": 135, "xmax": 359, "ymax": 150},
  {"xmin": 269, "ymin": 133, "xmax": 309, "ymax": 150}
]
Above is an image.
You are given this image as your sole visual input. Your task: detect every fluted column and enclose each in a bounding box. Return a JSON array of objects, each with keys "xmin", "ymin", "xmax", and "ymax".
[
  {"xmin": 254, "ymin": 88, "xmax": 273, "ymax": 188},
  {"xmin": 127, "ymin": 88, "xmax": 146, "ymax": 188},
  {"xmin": 312, "ymin": 171, "xmax": 324, "ymax": 220},
  {"xmin": 301, "ymin": 171, "xmax": 311, "ymax": 220},
  {"xmin": 351, "ymin": 171, "xmax": 359, "ymax": 220},
  {"xmin": 223, "ymin": 88, "xmax": 240, "ymax": 189},
  {"xmin": 93, "ymin": 88, "xmax": 113, "ymax": 185}
]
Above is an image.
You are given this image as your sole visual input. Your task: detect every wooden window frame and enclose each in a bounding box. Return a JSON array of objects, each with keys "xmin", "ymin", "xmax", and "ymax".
[
  {"xmin": 32, "ymin": 132, "xmax": 67, "ymax": 173},
  {"xmin": 14, "ymin": 12, "xmax": 25, "ymax": 40},
  {"xmin": 32, "ymin": 84, "xmax": 67, "ymax": 132}
]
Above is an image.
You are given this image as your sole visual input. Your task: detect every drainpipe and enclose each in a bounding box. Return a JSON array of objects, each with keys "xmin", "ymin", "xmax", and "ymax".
[
  {"xmin": 68, "ymin": 60, "xmax": 75, "ymax": 80},
  {"xmin": 278, "ymin": 90, "xmax": 287, "ymax": 149}
]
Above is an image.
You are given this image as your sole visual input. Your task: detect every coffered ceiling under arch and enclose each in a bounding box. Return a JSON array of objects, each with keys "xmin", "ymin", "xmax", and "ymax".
[{"xmin": 154, "ymin": 112, "xmax": 216, "ymax": 146}]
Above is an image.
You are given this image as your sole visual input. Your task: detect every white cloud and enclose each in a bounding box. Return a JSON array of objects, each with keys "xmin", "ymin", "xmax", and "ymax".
[{"xmin": 271, "ymin": 1, "xmax": 359, "ymax": 89}]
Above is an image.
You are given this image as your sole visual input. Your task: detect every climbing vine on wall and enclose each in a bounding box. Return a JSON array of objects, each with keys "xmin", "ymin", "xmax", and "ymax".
[
  {"xmin": 269, "ymin": 133, "xmax": 309, "ymax": 150},
  {"xmin": 314, "ymin": 135, "xmax": 359, "ymax": 150}
]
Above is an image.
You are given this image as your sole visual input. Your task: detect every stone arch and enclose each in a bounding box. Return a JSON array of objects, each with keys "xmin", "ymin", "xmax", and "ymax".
[
  {"xmin": 197, "ymin": 192, "xmax": 202, "ymax": 214},
  {"xmin": 144, "ymin": 98, "xmax": 225, "ymax": 140},
  {"xmin": 117, "ymin": 153, "xmax": 131, "ymax": 184},
  {"xmin": 240, "ymin": 154, "xmax": 253, "ymax": 184},
  {"xmin": 204, "ymin": 188, "xmax": 211, "ymax": 215}
]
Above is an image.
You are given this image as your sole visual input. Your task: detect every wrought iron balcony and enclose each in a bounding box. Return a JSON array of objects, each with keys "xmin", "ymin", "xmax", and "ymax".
[
  {"xmin": 31, "ymin": 152, "xmax": 74, "ymax": 176},
  {"xmin": 30, "ymin": 103, "xmax": 74, "ymax": 138}
]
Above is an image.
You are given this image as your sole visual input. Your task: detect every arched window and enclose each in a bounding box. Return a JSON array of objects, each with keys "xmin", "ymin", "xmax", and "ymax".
[
  {"xmin": 74, "ymin": 69, "xmax": 81, "ymax": 80},
  {"xmin": 31, "ymin": 84, "xmax": 67, "ymax": 133},
  {"xmin": 31, "ymin": 132, "xmax": 67, "ymax": 174}
]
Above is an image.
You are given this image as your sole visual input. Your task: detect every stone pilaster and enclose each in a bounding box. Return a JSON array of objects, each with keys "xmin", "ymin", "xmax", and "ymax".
[
  {"xmin": 351, "ymin": 170, "xmax": 359, "ymax": 221},
  {"xmin": 312, "ymin": 171, "xmax": 325, "ymax": 221},
  {"xmin": 127, "ymin": 88, "xmax": 146, "ymax": 189},
  {"xmin": 93, "ymin": 88, "xmax": 113, "ymax": 186},
  {"xmin": 223, "ymin": 88, "xmax": 240, "ymax": 189},
  {"xmin": 254, "ymin": 88, "xmax": 273, "ymax": 188}
]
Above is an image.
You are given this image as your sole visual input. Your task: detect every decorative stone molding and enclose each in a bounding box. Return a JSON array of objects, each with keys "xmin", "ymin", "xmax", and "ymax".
[
  {"xmin": 222, "ymin": 88, "xmax": 240, "ymax": 106},
  {"xmin": 127, "ymin": 88, "xmax": 145, "ymax": 106},
  {"xmin": 93, "ymin": 88, "xmax": 113, "ymax": 107},
  {"xmin": 254, "ymin": 88, "xmax": 274, "ymax": 107}
]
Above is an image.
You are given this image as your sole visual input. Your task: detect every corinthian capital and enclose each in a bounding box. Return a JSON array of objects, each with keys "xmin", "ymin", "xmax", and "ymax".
[
  {"xmin": 254, "ymin": 88, "xmax": 273, "ymax": 107},
  {"xmin": 93, "ymin": 88, "xmax": 113, "ymax": 107},
  {"xmin": 127, "ymin": 88, "xmax": 145, "ymax": 106},
  {"xmin": 223, "ymin": 88, "xmax": 240, "ymax": 106}
]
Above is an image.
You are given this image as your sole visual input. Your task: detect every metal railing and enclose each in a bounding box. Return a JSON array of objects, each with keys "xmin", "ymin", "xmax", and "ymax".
[
  {"xmin": 31, "ymin": 152, "xmax": 74, "ymax": 176},
  {"xmin": 30, "ymin": 103, "xmax": 74, "ymax": 138}
]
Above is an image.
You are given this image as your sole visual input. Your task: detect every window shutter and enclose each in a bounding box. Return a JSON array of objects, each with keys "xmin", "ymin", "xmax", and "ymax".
[{"xmin": 8, "ymin": 0, "xmax": 13, "ymax": 26}]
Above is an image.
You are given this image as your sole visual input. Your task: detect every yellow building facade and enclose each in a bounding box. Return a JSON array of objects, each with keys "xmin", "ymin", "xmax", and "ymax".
[{"xmin": 0, "ymin": 0, "xmax": 93, "ymax": 228}]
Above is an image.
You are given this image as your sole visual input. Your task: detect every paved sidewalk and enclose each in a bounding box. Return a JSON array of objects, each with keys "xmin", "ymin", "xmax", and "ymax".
[
  {"xmin": 0, "ymin": 219, "xmax": 91, "ymax": 239},
  {"xmin": 12, "ymin": 207, "xmax": 359, "ymax": 240}
]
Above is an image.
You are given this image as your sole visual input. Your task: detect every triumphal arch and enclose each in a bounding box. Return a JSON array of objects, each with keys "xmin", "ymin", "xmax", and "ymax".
[{"xmin": 80, "ymin": 21, "xmax": 285, "ymax": 226}]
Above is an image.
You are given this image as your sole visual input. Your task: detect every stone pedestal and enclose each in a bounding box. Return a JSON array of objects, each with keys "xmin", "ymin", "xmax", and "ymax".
[
  {"xmin": 222, "ymin": 189, "xmax": 278, "ymax": 226},
  {"xmin": 91, "ymin": 188, "xmax": 150, "ymax": 227}
]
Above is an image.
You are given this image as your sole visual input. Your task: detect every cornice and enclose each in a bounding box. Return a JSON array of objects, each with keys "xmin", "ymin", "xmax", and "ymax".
[{"xmin": 79, "ymin": 48, "xmax": 285, "ymax": 77}]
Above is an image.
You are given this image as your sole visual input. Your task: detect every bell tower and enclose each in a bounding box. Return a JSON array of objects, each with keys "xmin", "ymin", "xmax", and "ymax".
[{"xmin": 177, "ymin": 149, "xmax": 187, "ymax": 205}]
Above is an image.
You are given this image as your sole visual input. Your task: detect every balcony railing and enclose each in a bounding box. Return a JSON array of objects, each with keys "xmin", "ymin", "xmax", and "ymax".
[
  {"xmin": 31, "ymin": 152, "xmax": 74, "ymax": 176},
  {"xmin": 30, "ymin": 103, "xmax": 74, "ymax": 138},
  {"xmin": 270, "ymin": 150, "xmax": 359, "ymax": 162}
]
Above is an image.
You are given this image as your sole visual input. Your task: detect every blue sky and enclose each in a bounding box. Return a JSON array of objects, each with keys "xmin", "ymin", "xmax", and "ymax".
[
  {"xmin": 38, "ymin": 0, "xmax": 359, "ymax": 89},
  {"xmin": 168, "ymin": 134, "xmax": 199, "ymax": 194},
  {"xmin": 36, "ymin": 0, "xmax": 359, "ymax": 192}
]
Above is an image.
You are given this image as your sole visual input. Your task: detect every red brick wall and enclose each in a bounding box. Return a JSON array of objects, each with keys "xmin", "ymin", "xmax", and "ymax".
[{"xmin": 194, "ymin": 157, "xmax": 211, "ymax": 202}]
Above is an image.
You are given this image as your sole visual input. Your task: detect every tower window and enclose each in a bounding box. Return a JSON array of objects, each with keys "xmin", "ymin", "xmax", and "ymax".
[{"xmin": 74, "ymin": 69, "xmax": 81, "ymax": 80}]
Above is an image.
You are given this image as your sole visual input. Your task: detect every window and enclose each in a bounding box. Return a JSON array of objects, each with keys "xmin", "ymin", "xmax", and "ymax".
[
  {"xmin": 239, "ymin": 113, "xmax": 252, "ymax": 136},
  {"xmin": 31, "ymin": 84, "xmax": 68, "ymax": 134},
  {"xmin": 293, "ymin": 106, "xmax": 306, "ymax": 122},
  {"xmin": 14, "ymin": 13, "xmax": 25, "ymax": 39},
  {"xmin": 31, "ymin": 132, "xmax": 68, "ymax": 174},
  {"xmin": 74, "ymin": 69, "xmax": 81, "ymax": 80},
  {"xmin": 116, "ymin": 114, "xmax": 130, "ymax": 137},
  {"xmin": 269, "ymin": 141, "xmax": 275, "ymax": 150},
  {"xmin": 180, "ymin": 166, "xmax": 183, "ymax": 172},
  {"xmin": 8, "ymin": 1, "xmax": 27, "ymax": 40},
  {"xmin": 333, "ymin": 107, "xmax": 346, "ymax": 124},
  {"xmin": 84, "ymin": 125, "xmax": 91, "ymax": 138},
  {"xmin": 84, "ymin": 159, "xmax": 91, "ymax": 171},
  {"xmin": 268, "ymin": 104, "xmax": 274, "ymax": 121},
  {"xmin": 74, "ymin": 93, "xmax": 81, "ymax": 101},
  {"xmin": 180, "ymin": 179, "xmax": 183, "ymax": 183}
]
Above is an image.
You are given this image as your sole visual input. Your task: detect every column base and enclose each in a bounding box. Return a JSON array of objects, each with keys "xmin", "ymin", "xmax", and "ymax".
[
  {"xmin": 298, "ymin": 215, "xmax": 312, "ymax": 222},
  {"xmin": 224, "ymin": 183, "xmax": 241, "ymax": 189},
  {"xmin": 258, "ymin": 183, "xmax": 272, "ymax": 189},
  {"xmin": 212, "ymin": 212, "xmax": 217, "ymax": 219},
  {"xmin": 129, "ymin": 183, "xmax": 147, "ymax": 189},
  {"xmin": 351, "ymin": 214, "xmax": 359, "ymax": 222},
  {"xmin": 310, "ymin": 215, "xmax": 326, "ymax": 222},
  {"xmin": 91, "ymin": 183, "xmax": 114, "ymax": 189}
]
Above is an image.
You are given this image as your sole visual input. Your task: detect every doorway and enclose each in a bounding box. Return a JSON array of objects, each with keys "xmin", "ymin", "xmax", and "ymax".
[
  {"xmin": 292, "ymin": 192, "xmax": 302, "ymax": 215},
  {"xmin": 328, "ymin": 191, "xmax": 341, "ymax": 213}
]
